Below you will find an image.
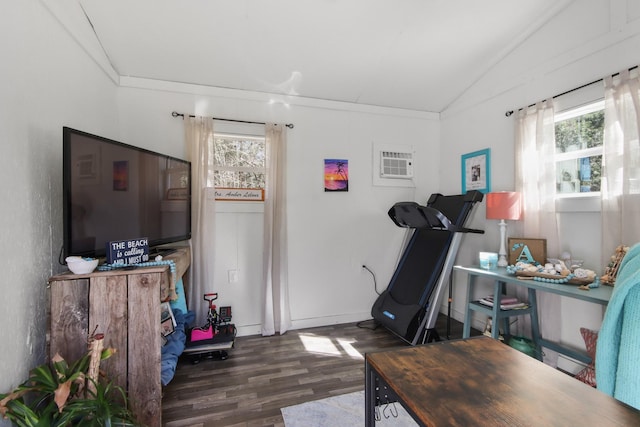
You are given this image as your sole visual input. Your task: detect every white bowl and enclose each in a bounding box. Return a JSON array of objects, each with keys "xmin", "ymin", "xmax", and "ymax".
[{"xmin": 66, "ymin": 256, "xmax": 99, "ymax": 274}]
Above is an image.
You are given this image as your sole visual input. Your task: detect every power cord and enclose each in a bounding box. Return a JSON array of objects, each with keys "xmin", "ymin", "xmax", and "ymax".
[
  {"xmin": 356, "ymin": 319, "xmax": 379, "ymax": 330},
  {"xmin": 362, "ymin": 265, "xmax": 381, "ymax": 295},
  {"xmin": 58, "ymin": 245, "xmax": 66, "ymax": 265},
  {"xmin": 357, "ymin": 264, "xmax": 381, "ymax": 330}
]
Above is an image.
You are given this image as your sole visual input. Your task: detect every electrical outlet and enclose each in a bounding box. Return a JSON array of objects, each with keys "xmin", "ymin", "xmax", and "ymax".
[{"xmin": 228, "ymin": 269, "xmax": 239, "ymax": 283}]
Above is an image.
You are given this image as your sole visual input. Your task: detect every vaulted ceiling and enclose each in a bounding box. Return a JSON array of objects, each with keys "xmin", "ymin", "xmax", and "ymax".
[{"xmin": 76, "ymin": 0, "xmax": 567, "ymax": 112}]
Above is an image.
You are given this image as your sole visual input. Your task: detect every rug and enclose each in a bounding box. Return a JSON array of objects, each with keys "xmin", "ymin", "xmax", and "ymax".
[{"xmin": 281, "ymin": 391, "xmax": 417, "ymax": 427}]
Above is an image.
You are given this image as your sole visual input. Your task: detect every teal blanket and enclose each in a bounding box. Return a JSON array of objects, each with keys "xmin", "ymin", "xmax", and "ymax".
[{"xmin": 596, "ymin": 243, "xmax": 640, "ymax": 409}]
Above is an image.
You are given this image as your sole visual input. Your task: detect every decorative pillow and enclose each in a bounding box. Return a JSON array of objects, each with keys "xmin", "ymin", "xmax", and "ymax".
[
  {"xmin": 169, "ymin": 278, "xmax": 188, "ymax": 315},
  {"xmin": 575, "ymin": 327, "xmax": 598, "ymax": 387}
]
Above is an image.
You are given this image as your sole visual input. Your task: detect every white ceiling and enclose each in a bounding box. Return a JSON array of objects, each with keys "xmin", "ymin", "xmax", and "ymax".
[{"xmin": 78, "ymin": 0, "xmax": 566, "ymax": 113}]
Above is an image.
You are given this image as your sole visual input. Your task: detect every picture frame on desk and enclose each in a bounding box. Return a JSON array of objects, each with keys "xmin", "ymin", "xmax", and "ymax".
[{"xmin": 508, "ymin": 238, "xmax": 547, "ymax": 265}]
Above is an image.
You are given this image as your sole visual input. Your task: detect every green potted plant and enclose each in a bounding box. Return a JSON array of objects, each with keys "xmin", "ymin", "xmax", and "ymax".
[{"xmin": 0, "ymin": 334, "xmax": 139, "ymax": 426}]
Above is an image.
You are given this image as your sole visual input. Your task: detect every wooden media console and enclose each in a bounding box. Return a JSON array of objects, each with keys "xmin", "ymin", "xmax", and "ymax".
[{"xmin": 48, "ymin": 246, "xmax": 190, "ymax": 427}]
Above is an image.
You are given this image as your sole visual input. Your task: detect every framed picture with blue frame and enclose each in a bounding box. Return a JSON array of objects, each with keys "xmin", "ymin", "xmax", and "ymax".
[{"xmin": 461, "ymin": 148, "xmax": 491, "ymax": 194}]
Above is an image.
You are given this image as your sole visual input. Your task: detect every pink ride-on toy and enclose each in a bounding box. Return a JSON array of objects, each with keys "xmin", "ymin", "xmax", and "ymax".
[
  {"xmin": 190, "ymin": 293, "xmax": 220, "ymax": 341},
  {"xmin": 186, "ymin": 293, "xmax": 235, "ymax": 363}
]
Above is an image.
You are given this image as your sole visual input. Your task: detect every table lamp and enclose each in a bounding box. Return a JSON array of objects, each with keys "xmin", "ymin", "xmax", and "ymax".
[{"xmin": 486, "ymin": 192, "xmax": 522, "ymax": 267}]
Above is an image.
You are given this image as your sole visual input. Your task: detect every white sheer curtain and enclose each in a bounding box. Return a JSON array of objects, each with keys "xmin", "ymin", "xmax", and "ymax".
[
  {"xmin": 184, "ymin": 116, "xmax": 216, "ymax": 326},
  {"xmin": 601, "ymin": 69, "xmax": 640, "ymax": 264},
  {"xmin": 515, "ymin": 100, "xmax": 561, "ymax": 366},
  {"xmin": 261, "ymin": 123, "xmax": 292, "ymax": 336}
]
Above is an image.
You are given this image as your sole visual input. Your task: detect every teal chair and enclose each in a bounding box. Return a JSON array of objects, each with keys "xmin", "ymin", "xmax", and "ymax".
[{"xmin": 596, "ymin": 243, "xmax": 640, "ymax": 409}]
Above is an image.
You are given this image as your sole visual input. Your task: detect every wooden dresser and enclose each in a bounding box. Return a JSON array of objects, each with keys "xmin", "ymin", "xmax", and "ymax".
[{"xmin": 48, "ymin": 246, "xmax": 190, "ymax": 427}]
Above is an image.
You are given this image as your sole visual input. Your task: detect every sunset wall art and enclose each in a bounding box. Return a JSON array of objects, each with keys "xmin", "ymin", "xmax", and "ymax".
[{"xmin": 324, "ymin": 159, "xmax": 348, "ymax": 192}]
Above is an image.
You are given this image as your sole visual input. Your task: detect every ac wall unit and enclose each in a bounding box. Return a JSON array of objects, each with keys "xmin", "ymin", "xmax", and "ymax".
[{"xmin": 380, "ymin": 151, "xmax": 414, "ymax": 179}]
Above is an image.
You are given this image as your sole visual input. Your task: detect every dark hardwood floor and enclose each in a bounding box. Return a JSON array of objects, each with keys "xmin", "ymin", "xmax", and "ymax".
[{"xmin": 161, "ymin": 315, "xmax": 474, "ymax": 427}]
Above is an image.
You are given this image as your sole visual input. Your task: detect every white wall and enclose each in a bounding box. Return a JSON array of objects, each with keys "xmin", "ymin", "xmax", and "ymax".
[
  {"xmin": 0, "ymin": 0, "xmax": 119, "ymax": 413},
  {"xmin": 116, "ymin": 81, "xmax": 440, "ymax": 335},
  {"xmin": 441, "ymin": 0, "xmax": 640, "ymax": 372}
]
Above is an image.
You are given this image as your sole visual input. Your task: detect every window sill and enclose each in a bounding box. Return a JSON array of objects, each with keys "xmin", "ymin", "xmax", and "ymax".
[
  {"xmin": 216, "ymin": 201, "xmax": 264, "ymax": 213},
  {"xmin": 555, "ymin": 193, "xmax": 600, "ymax": 213}
]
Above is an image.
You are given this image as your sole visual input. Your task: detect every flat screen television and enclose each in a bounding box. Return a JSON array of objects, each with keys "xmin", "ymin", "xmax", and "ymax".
[{"xmin": 63, "ymin": 127, "xmax": 191, "ymax": 259}]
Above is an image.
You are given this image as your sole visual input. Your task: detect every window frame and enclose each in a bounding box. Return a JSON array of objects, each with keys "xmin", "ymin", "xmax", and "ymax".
[
  {"xmin": 553, "ymin": 99, "xmax": 604, "ymax": 198},
  {"xmin": 213, "ymin": 132, "xmax": 266, "ymax": 182},
  {"xmin": 211, "ymin": 123, "xmax": 266, "ymax": 212},
  {"xmin": 552, "ymin": 82, "xmax": 604, "ymax": 213}
]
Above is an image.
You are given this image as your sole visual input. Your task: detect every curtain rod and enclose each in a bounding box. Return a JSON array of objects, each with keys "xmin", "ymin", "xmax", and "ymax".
[
  {"xmin": 504, "ymin": 65, "xmax": 638, "ymax": 117},
  {"xmin": 171, "ymin": 111, "xmax": 294, "ymax": 128}
]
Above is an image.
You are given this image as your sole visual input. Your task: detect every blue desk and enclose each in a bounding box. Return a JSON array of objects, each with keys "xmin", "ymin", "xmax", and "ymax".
[{"xmin": 454, "ymin": 265, "xmax": 613, "ymax": 363}]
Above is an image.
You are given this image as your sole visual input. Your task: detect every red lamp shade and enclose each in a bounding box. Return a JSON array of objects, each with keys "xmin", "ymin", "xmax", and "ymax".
[{"xmin": 486, "ymin": 192, "xmax": 522, "ymax": 221}]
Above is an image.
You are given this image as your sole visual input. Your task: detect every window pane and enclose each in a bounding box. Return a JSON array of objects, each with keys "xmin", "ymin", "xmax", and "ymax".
[
  {"xmin": 555, "ymin": 110, "xmax": 604, "ymax": 153},
  {"xmin": 214, "ymin": 137, "xmax": 265, "ymax": 168},
  {"xmin": 212, "ymin": 134, "xmax": 266, "ymax": 190},
  {"xmin": 554, "ymin": 101, "xmax": 603, "ymax": 195},
  {"xmin": 556, "ymin": 155, "xmax": 601, "ymax": 194},
  {"xmin": 214, "ymin": 170, "xmax": 265, "ymax": 189}
]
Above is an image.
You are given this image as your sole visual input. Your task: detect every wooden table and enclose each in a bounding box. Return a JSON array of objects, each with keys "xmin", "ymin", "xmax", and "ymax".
[{"xmin": 365, "ymin": 337, "xmax": 640, "ymax": 426}]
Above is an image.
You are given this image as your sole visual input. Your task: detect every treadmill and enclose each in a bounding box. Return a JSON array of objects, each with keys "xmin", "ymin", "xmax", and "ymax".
[{"xmin": 371, "ymin": 190, "xmax": 484, "ymax": 345}]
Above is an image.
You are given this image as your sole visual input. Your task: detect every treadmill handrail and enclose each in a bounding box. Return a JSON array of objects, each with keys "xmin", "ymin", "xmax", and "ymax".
[
  {"xmin": 389, "ymin": 204, "xmax": 484, "ymax": 234},
  {"xmin": 419, "ymin": 207, "xmax": 483, "ymax": 233}
]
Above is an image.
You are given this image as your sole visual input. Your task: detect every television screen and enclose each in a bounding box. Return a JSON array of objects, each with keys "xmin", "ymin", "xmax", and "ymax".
[{"xmin": 63, "ymin": 127, "xmax": 191, "ymax": 259}]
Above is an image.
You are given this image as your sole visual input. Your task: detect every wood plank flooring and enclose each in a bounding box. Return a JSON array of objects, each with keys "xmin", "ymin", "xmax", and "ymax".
[{"xmin": 161, "ymin": 315, "xmax": 475, "ymax": 427}]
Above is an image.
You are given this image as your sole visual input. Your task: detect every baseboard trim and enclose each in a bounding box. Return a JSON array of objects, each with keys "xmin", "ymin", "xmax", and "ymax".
[
  {"xmin": 234, "ymin": 312, "xmax": 373, "ymax": 337},
  {"xmin": 236, "ymin": 309, "xmax": 484, "ymax": 338},
  {"xmin": 290, "ymin": 312, "xmax": 373, "ymax": 331}
]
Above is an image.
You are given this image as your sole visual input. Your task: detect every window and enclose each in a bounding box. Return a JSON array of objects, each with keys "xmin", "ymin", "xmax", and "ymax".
[
  {"xmin": 212, "ymin": 133, "xmax": 266, "ymax": 190},
  {"xmin": 554, "ymin": 100, "xmax": 604, "ymax": 196}
]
